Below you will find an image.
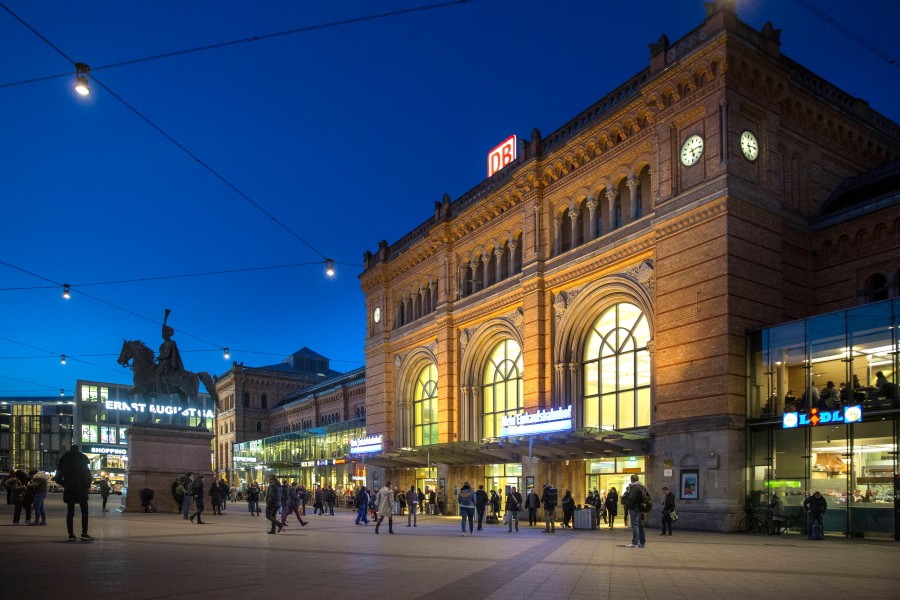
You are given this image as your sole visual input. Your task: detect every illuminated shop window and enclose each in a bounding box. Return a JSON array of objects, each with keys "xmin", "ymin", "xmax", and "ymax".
[
  {"xmin": 413, "ymin": 363, "xmax": 438, "ymax": 446},
  {"xmin": 81, "ymin": 424, "xmax": 99, "ymax": 443},
  {"xmin": 583, "ymin": 303, "xmax": 651, "ymax": 430},
  {"xmin": 482, "ymin": 339, "xmax": 524, "ymax": 438}
]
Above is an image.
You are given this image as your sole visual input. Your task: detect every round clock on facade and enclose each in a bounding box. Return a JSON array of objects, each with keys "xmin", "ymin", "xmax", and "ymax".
[
  {"xmin": 373, "ymin": 307, "xmax": 381, "ymax": 323},
  {"xmin": 680, "ymin": 134, "xmax": 704, "ymax": 166},
  {"xmin": 740, "ymin": 130, "xmax": 759, "ymax": 161}
]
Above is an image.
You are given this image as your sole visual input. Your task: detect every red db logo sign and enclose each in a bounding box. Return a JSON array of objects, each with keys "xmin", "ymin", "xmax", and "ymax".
[{"xmin": 487, "ymin": 134, "xmax": 517, "ymax": 177}]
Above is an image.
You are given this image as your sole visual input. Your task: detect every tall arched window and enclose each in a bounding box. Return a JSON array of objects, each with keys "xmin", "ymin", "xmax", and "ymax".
[
  {"xmin": 865, "ymin": 273, "xmax": 889, "ymax": 302},
  {"xmin": 582, "ymin": 302, "xmax": 651, "ymax": 430},
  {"xmin": 482, "ymin": 339, "xmax": 524, "ymax": 438},
  {"xmin": 261, "ymin": 394, "xmax": 268, "ymax": 409},
  {"xmin": 414, "ymin": 363, "xmax": 438, "ymax": 446},
  {"xmin": 242, "ymin": 392, "xmax": 250, "ymax": 407}
]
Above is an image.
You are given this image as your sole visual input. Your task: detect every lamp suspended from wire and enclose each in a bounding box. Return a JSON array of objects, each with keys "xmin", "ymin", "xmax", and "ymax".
[
  {"xmin": 74, "ymin": 63, "xmax": 91, "ymax": 96},
  {"xmin": 325, "ymin": 258, "xmax": 335, "ymax": 277},
  {"xmin": 60, "ymin": 354, "xmax": 66, "ymax": 365},
  {"xmin": 59, "ymin": 388, "xmax": 65, "ymax": 397},
  {"xmin": 223, "ymin": 348, "xmax": 230, "ymax": 360},
  {"xmin": 62, "ymin": 284, "xmax": 71, "ymax": 299}
]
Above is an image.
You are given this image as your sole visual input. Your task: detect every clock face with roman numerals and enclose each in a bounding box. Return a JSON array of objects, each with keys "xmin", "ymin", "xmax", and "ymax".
[
  {"xmin": 680, "ymin": 134, "xmax": 704, "ymax": 167},
  {"xmin": 740, "ymin": 130, "xmax": 759, "ymax": 161},
  {"xmin": 373, "ymin": 307, "xmax": 381, "ymax": 323}
]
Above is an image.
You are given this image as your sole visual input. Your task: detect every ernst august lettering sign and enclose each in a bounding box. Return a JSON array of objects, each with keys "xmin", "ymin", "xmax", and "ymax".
[{"xmin": 104, "ymin": 400, "xmax": 214, "ymax": 420}]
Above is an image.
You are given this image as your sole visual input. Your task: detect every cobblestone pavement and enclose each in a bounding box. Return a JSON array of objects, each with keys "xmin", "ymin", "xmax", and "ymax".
[{"xmin": 1, "ymin": 495, "xmax": 898, "ymax": 599}]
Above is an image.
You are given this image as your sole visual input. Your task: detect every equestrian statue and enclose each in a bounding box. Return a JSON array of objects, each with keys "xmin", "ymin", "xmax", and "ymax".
[{"xmin": 117, "ymin": 309, "xmax": 221, "ymax": 420}]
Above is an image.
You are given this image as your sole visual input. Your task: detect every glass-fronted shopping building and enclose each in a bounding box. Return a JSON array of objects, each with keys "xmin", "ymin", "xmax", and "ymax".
[
  {"xmin": 747, "ymin": 299, "xmax": 900, "ymax": 539},
  {"xmin": 232, "ymin": 418, "xmax": 366, "ymax": 492}
]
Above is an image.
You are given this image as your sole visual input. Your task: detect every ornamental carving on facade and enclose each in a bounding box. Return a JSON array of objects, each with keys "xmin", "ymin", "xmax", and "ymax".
[
  {"xmin": 553, "ymin": 286, "xmax": 585, "ymax": 325},
  {"xmin": 625, "ymin": 259, "xmax": 655, "ymax": 298}
]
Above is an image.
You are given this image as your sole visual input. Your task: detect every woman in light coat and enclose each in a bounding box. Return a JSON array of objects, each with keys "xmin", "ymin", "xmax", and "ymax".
[{"xmin": 374, "ymin": 482, "xmax": 394, "ymax": 534}]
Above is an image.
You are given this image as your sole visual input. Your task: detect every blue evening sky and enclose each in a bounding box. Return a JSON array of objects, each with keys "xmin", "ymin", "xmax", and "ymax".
[{"xmin": 2, "ymin": 0, "xmax": 899, "ymax": 396}]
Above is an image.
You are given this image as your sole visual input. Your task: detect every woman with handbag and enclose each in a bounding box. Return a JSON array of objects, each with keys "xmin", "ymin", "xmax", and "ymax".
[{"xmin": 661, "ymin": 486, "xmax": 676, "ymax": 536}]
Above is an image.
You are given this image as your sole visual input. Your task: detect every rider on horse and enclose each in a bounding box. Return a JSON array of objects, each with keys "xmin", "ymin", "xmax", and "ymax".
[{"xmin": 155, "ymin": 310, "xmax": 186, "ymax": 394}]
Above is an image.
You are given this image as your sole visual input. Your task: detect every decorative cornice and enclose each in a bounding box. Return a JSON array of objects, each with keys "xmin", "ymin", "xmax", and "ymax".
[{"xmin": 654, "ymin": 199, "xmax": 728, "ymax": 240}]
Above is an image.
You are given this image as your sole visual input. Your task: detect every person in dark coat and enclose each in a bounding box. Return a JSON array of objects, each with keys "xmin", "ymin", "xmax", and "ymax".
[
  {"xmin": 210, "ymin": 479, "xmax": 223, "ymax": 515},
  {"xmin": 561, "ymin": 490, "xmax": 575, "ymax": 528},
  {"xmin": 475, "ymin": 484, "xmax": 489, "ymax": 530},
  {"xmin": 56, "ymin": 444, "xmax": 93, "ymax": 540},
  {"xmin": 660, "ymin": 486, "xmax": 676, "ymax": 536},
  {"xmin": 605, "ymin": 487, "xmax": 619, "ymax": 529},
  {"xmin": 266, "ymin": 475, "xmax": 283, "ymax": 534},
  {"xmin": 98, "ymin": 477, "xmax": 112, "ymax": 512},
  {"xmin": 189, "ymin": 474, "xmax": 206, "ymax": 523},
  {"xmin": 525, "ymin": 488, "xmax": 541, "ymax": 526}
]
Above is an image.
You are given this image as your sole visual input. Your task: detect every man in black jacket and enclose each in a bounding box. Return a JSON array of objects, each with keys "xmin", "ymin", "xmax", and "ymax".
[
  {"xmin": 56, "ymin": 445, "xmax": 93, "ymax": 541},
  {"xmin": 660, "ymin": 486, "xmax": 676, "ymax": 536},
  {"xmin": 475, "ymin": 484, "xmax": 489, "ymax": 530}
]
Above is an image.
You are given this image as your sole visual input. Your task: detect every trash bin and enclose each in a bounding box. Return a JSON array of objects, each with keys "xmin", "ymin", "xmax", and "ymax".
[{"xmin": 573, "ymin": 507, "xmax": 596, "ymax": 529}]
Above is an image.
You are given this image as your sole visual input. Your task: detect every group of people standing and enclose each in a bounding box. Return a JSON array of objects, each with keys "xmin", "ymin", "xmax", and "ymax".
[
  {"xmin": 173, "ymin": 472, "xmax": 235, "ymax": 524},
  {"xmin": 2, "ymin": 444, "xmax": 96, "ymax": 540}
]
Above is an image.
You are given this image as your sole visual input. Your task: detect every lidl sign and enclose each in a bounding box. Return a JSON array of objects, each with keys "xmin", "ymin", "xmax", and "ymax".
[{"xmin": 782, "ymin": 405, "xmax": 862, "ymax": 429}]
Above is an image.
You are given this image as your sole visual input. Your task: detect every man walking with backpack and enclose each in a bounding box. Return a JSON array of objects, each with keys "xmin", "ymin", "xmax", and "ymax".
[
  {"xmin": 541, "ymin": 484, "xmax": 558, "ymax": 533},
  {"xmin": 624, "ymin": 474, "xmax": 649, "ymax": 548}
]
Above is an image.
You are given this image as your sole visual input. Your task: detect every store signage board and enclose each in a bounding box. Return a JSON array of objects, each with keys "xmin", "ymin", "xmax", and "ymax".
[
  {"xmin": 104, "ymin": 400, "xmax": 214, "ymax": 419},
  {"xmin": 233, "ymin": 456, "xmax": 257, "ymax": 463},
  {"xmin": 501, "ymin": 405, "xmax": 572, "ymax": 436},
  {"xmin": 487, "ymin": 134, "xmax": 517, "ymax": 177},
  {"xmin": 349, "ymin": 434, "xmax": 383, "ymax": 454},
  {"xmin": 782, "ymin": 405, "xmax": 862, "ymax": 429},
  {"xmin": 85, "ymin": 445, "xmax": 127, "ymax": 456}
]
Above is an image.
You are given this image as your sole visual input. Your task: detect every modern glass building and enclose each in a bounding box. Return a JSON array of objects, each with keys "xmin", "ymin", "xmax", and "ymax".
[
  {"xmin": 0, "ymin": 396, "xmax": 75, "ymax": 473},
  {"xmin": 232, "ymin": 418, "xmax": 366, "ymax": 491},
  {"xmin": 747, "ymin": 299, "xmax": 900, "ymax": 539}
]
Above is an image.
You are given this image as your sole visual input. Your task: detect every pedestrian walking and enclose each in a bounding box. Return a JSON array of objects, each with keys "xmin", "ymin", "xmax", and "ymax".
[
  {"xmin": 406, "ymin": 485, "xmax": 419, "ymax": 527},
  {"xmin": 605, "ymin": 487, "xmax": 618, "ymax": 528},
  {"xmin": 189, "ymin": 474, "xmax": 206, "ymax": 523},
  {"xmin": 541, "ymin": 484, "xmax": 558, "ymax": 533},
  {"xmin": 56, "ymin": 444, "xmax": 93, "ymax": 540},
  {"xmin": 660, "ymin": 486, "xmax": 676, "ymax": 536},
  {"xmin": 475, "ymin": 484, "xmax": 489, "ymax": 530},
  {"xmin": 374, "ymin": 481, "xmax": 394, "ymax": 534},
  {"xmin": 458, "ymin": 482, "xmax": 476, "ymax": 536},
  {"xmin": 98, "ymin": 476, "xmax": 112, "ymax": 512},
  {"xmin": 525, "ymin": 487, "xmax": 540, "ymax": 526},
  {"xmin": 247, "ymin": 482, "xmax": 261, "ymax": 515},
  {"xmin": 265, "ymin": 475, "xmax": 283, "ymax": 534},
  {"xmin": 505, "ymin": 486, "xmax": 522, "ymax": 532},
  {"xmin": 355, "ymin": 486, "xmax": 370, "ymax": 525},
  {"xmin": 280, "ymin": 482, "xmax": 309, "ymax": 527},
  {"xmin": 623, "ymin": 474, "xmax": 649, "ymax": 548}
]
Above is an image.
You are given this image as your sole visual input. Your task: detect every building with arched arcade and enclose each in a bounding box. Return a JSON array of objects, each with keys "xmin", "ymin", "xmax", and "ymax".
[{"xmin": 358, "ymin": 0, "xmax": 900, "ymax": 534}]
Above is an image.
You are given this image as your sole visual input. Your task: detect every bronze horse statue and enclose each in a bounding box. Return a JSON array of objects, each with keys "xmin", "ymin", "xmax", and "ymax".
[{"xmin": 118, "ymin": 339, "xmax": 220, "ymax": 412}]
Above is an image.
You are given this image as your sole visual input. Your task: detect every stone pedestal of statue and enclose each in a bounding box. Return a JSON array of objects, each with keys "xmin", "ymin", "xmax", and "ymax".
[{"xmin": 120, "ymin": 423, "xmax": 213, "ymax": 513}]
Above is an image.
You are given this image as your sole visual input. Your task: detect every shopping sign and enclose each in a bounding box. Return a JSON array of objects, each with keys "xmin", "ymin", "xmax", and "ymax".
[
  {"xmin": 487, "ymin": 134, "xmax": 517, "ymax": 177},
  {"xmin": 501, "ymin": 405, "xmax": 572, "ymax": 436},
  {"xmin": 782, "ymin": 405, "xmax": 863, "ymax": 429}
]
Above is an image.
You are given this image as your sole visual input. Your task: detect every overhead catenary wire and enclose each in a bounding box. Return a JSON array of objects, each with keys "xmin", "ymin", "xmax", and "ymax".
[
  {"xmin": 0, "ymin": 1, "xmax": 478, "ymax": 89},
  {"xmin": 1, "ymin": 3, "xmax": 334, "ymax": 263}
]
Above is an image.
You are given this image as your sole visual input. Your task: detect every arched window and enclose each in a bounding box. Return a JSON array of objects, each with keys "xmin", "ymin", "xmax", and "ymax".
[
  {"xmin": 414, "ymin": 363, "xmax": 439, "ymax": 446},
  {"xmin": 866, "ymin": 273, "xmax": 889, "ymax": 302},
  {"xmin": 482, "ymin": 339, "xmax": 524, "ymax": 438},
  {"xmin": 582, "ymin": 302, "xmax": 651, "ymax": 429},
  {"xmin": 242, "ymin": 392, "xmax": 250, "ymax": 408},
  {"xmin": 261, "ymin": 394, "xmax": 268, "ymax": 409},
  {"xmin": 256, "ymin": 421, "xmax": 262, "ymax": 433}
]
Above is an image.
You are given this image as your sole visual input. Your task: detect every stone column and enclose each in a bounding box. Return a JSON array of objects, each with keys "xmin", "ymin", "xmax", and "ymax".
[
  {"xmin": 458, "ymin": 265, "xmax": 467, "ymax": 298},
  {"xmin": 606, "ymin": 186, "xmax": 618, "ymax": 231},
  {"xmin": 508, "ymin": 240, "xmax": 518, "ymax": 274},
  {"xmin": 402, "ymin": 296, "xmax": 410, "ymax": 325},
  {"xmin": 470, "ymin": 261, "xmax": 479, "ymax": 294},
  {"xmin": 494, "ymin": 248, "xmax": 504, "ymax": 282},
  {"xmin": 569, "ymin": 209, "xmax": 580, "ymax": 248},
  {"xmin": 429, "ymin": 281, "xmax": 437, "ymax": 313},
  {"xmin": 585, "ymin": 200, "xmax": 598, "ymax": 240},
  {"xmin": 553, "ymin": 217, "xmax": 563, "ymax": 255},
  {"xmin": 482, "ymin": 254, "xmax": 491, "ymax": 289},
  {"xmin": 627, "ymin": 175, "xmax": 639, "ymax": 221}
]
